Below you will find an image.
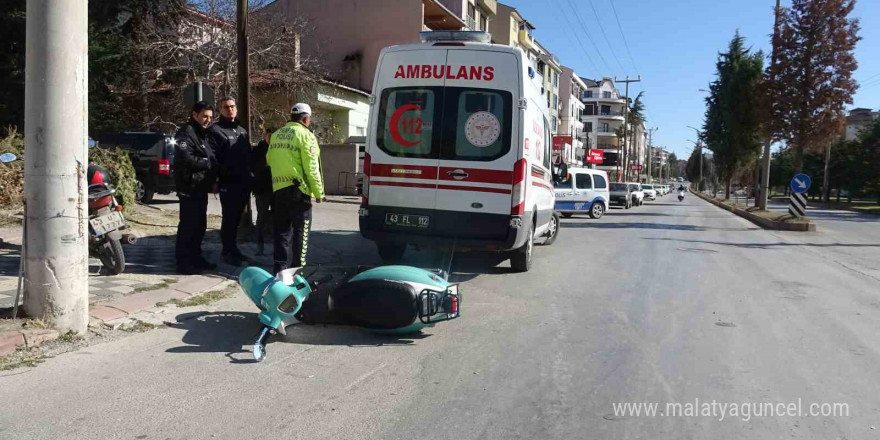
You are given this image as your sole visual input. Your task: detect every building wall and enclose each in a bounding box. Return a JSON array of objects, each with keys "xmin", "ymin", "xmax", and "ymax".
[
  {"xmin": 489, "ymin": 3, "xmax": 516, "ymax": 45},
  {"xmin": 263, "ymin": 0, "xmax": 426, "ymax": 92},
  {"xmin": 320, "ymin": 143, "xmax": 361, "ymax": 195}
]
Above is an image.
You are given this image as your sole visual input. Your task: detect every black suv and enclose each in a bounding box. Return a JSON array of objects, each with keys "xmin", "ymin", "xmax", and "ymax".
[{"xmin": 93, "ymin": 132, "xmax": 175, "ymax": 203}]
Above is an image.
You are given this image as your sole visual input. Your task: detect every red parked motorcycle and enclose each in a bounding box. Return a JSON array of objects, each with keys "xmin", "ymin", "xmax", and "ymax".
[{"xmin": 87, "ymin": 163, "xmax": 129, "ymax": 275}]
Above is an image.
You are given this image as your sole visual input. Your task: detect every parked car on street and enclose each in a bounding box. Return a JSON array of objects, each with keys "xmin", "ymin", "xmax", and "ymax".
[
  {"xmin": 554, "ymin": 167, "xmax": 610, "ymax": 219},
  {"xmin": 609, "ymin": 182, "xmax": 633, "ymax": 209},
  {"xmin": 642, "ymin": 184, "xmax": 657, "ymax": 200},
  {"xmin": 92, "ymin": 131, "xmax": 176, "ymax": 203},
  {"xmin": 628, "ymin": 183, "xmax": 645, "ymax": 206}
]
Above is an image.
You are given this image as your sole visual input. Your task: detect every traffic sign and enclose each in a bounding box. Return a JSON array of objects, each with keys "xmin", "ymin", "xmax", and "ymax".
[
  {"xmin": 790, "ymin": 173, "xmax": 811, "ymax": 194},
  {"xmin": 184, "ymin": 82, "xmax": 215, "ymax": 108},
  {"xmin": 789, "ymin": 192, "xmax": 807, "ymax": 217}
]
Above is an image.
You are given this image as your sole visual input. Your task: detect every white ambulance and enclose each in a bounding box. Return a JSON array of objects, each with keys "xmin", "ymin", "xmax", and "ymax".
[{"xmin": 358, "ymin": 31, "xmax": 562, "ymax": 272}]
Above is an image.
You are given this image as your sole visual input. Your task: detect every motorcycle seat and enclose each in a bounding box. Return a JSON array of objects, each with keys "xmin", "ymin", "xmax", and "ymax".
[{"xmin": 327, "ymin": 279, "xmax": 419, "ymax": 330}]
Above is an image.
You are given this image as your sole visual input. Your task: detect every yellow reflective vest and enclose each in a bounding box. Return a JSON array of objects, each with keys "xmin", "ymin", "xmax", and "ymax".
[{"xmin": 266, "ymin": 121, "xmax": 325, "ymax": 199}]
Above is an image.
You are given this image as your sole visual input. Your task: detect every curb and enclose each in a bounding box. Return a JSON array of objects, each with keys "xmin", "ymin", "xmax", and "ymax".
[
  {"xmin": 325, "ymin": 197, "xmax": 361, "ymax": 206},
  {"xmin": 0, "ymin": 329, "xmax": 60, "ymax": 357},
  {"xmin": 88, "ymin": 275, "xmax": 230, "ymax": 329},
  {"xmin": 693, "ymin": 190, "xmax": 816, "ymax": 232}
]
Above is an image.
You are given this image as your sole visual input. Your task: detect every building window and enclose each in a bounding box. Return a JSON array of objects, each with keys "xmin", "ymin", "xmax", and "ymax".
[
  {"xmin": 480, "ymin": 14, "xmax": 487, "ymax": 31},
  {"xmin": 601, "ymin": 122, "xmax": 609, "ymax": 132},
  {"xmin": 554, "ymin": 72, "xmax": 559, "ymax": 87},
  {"xmin": 585, "ymin": 104, "xmax": 595, "ymax": 115},
  {"xmin": 467, "ymin": 3, "xmax": 476, "ymax": 30},
  {"xmin": 585, "ymin": 122, "xmax": 592, "ymax": 132},
  {"xmin": 583, "ymin": 90, "xmax": 593, "ymax": 99},
  {"xmin": 553, "ymin": 94, "xmax": 558, "ymax": 109},
  {"xmin": 602, "ymin": 91, "xmax": 612, "ymax": 99}
]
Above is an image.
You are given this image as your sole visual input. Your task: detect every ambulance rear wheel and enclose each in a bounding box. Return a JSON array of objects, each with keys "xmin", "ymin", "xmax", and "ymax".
[
  {"xmin": 377, "ymin": 243, "xmax": 406, "ymax": 263},
  {"xmin": 510, "ymin": 223, "xmax": 533, "ymax": 273},
  {"xmin": 541, "ymin": 211, "xmax": 560, "ymax": 246}
]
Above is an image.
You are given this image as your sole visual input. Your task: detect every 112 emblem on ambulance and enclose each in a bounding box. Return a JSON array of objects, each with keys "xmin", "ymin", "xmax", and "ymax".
[{"xmin": 464, "ymin": 111, "xmax": 501, "ymax": 147}]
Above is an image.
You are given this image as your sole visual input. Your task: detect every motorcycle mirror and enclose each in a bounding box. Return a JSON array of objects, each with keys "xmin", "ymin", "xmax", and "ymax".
[{"xmin": 0, "ymin": 153, "xmax": 17, "ymax": 163}]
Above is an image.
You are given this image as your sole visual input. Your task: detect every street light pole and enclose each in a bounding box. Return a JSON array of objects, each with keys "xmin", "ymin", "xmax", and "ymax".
[
  {"xmin": 687, "ymin": 125, "xmax": 704, "ymax": 191},
  {"xmin": 646, "ymin": 127, "xmax": 657, "ymax": 183},
  {"xmin": 24, "ymin": 1, "xmax": 89, "ymax": 333}
]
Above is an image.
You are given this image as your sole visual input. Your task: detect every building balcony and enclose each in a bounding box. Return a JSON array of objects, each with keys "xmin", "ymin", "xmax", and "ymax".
[
  {"xmin": 477, "ymin": 0, "xmax": 498, "ymax": 15},
  {"xmin": 518, "ymin": 29, "xmax": 537, "ymax": 51}
]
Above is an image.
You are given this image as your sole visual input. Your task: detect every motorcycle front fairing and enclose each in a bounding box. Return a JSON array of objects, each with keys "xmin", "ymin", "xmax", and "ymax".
[{"xmin": 239, "ymin": 267, "xmax": 312, "ymax": 335}]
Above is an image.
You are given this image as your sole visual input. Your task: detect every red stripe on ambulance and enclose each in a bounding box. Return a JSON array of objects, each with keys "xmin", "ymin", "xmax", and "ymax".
[
  {"xmin": 371, "ymin": 164, "xmax": 439, "ymax": 179},
  {"xmin": 438, "ymin": 167, "xmax": 513, "ymax": 185}
]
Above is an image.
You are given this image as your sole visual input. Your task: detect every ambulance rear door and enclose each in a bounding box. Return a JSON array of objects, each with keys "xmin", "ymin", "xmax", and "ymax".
[
  {"xmin": 366, "ymin": 48, "xmax": 447, "ymax": 233},
  {"xmin": 433, "ymin": 49, "xmax": 521, "ymax": 240}
]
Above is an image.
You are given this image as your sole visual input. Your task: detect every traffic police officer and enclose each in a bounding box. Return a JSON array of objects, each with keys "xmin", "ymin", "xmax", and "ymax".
[
  {"xmin": 173, "ymin": 101, "xmax": 218, "ymax": 274},
  {"xmin": 267, "ymin": 103, "xmax": 325, "ymax": 273},
  {"xmin": 208, "ymin": 97, "xmax": 253, "ymax": 265}
]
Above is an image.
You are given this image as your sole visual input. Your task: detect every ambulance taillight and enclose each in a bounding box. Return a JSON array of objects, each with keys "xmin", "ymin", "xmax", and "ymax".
[
  {"xmin": 361, "ymin": 152, "xmax": 372, "ymax": 208},
  {"xmin": 510, "ymin": 158, "xmax": 527, "ymax": 215}
]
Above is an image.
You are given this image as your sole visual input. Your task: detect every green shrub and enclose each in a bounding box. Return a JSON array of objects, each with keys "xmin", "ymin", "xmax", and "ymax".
[
  {"xmin": 0, "ymin": 127, "xmax": 24, "ymax": 209},
  {"xmin": 88, "ymin": 146, "xmax": 138, "ymax": 212}
]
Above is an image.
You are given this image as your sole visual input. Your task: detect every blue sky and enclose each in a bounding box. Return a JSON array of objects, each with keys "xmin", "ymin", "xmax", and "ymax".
[{"xmin": 505, "ymin": 0, "xmax": 880, "ymax": 160}]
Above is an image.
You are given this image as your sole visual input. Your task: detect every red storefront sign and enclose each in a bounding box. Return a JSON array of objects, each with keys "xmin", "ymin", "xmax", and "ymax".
[
  {"xmin": 585, "ymin": 149, "xmax": 604, "ymax": 164},
  {"xmin": 630, "ymin": 163, "xmax": 644, "ymax": 171},
  {"xmin": 552, "ymin": 135, "xmax": 572, "ymax": 152}
]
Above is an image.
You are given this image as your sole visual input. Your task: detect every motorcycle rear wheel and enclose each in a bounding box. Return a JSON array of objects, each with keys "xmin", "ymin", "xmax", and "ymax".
[{"xmin": 98, "ymin": 237, "xmax": 126, "ymax": 275}]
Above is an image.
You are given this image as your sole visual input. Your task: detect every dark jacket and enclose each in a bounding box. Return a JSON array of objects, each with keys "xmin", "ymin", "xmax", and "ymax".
[
  {"xmin": 173, "ymin": 119, "xmax": 216, "ymax": 194},
  {"xmin": 208, "ymin": 117, "xmax": 252, "ymax": 187},
  {"xmin": 251, "ymin": 139, "xmax": 272, "ymax": 195}
]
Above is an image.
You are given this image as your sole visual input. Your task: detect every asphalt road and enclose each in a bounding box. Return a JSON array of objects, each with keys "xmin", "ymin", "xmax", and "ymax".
[{"xmin": 3, "ymin": 193, "xmax": 880, "ymax": 439}]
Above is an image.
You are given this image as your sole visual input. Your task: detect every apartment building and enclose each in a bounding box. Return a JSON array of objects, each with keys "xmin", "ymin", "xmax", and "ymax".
[
  {"xmin": 490, "ymin": 3, "xmax": 539, "ymax": 62},
  {"xmin": 558, "ymin": 66, "xmax": 587, "ymax": 164},
  {"xmin": 263, "ymin": 0, "xmax": 492, "ymax": 92},
  {"xmin": 535, "ymin": 41, "xmax": 562, "ymax": 134},
  {"xmin": 440, "ymin": 0, "xmax": 497, "ymax": 31},
  {"xmin": 846, "ymin": 107, "xmax": 879, "ymax": 140},
  {"xmin": 580, "ymin": 77, "xmax": 648, "ymax": 181}
]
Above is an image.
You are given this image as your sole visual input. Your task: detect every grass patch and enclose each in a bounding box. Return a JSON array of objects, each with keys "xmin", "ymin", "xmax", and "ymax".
[
  {"xmin": 132, "ymin": 278, "xmax": 177, "ymax": 294},
  {"xmin": 121, "ymin": 319, "xmax": 163, "ymax": 333},
  {"xmin": 156, "ymin": 285, "xmax": 234, "ymax": 308},
  {"xmin": 56, "ymin": 331, "xmax": 84, "ymax": 343},
  {"xmin": 0, "ymin": 348, "xmax": 46, "ymax": 371}
]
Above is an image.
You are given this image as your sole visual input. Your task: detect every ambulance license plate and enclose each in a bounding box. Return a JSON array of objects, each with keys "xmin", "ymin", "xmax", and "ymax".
[{"xmin": 386, "ymin": 213, "xmax": 429, "ymax": 228}]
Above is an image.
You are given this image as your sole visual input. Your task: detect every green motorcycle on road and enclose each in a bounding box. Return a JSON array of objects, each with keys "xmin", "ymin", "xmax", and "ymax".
[{"xmin": 238, "ymin": 265, "xmax": 461, "ymax": 361}]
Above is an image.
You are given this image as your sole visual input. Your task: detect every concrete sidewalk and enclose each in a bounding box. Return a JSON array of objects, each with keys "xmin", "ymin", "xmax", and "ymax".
[{"xmin": 0, "ymin": 201, "xmax": 373, "ymax": 356}]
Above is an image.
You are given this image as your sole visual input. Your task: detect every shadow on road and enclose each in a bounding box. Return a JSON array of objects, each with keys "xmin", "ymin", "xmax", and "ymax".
[
  {"xmin": 561, "ymin": 221, "xmax": 756, "ymax": 232},
  {"xmin": 645, "ymin": 237, "xmax": 880, "ymax": 249},
  {"xmin": 165, "ymin": 310, "xmax": 429, "ymax": 363}
]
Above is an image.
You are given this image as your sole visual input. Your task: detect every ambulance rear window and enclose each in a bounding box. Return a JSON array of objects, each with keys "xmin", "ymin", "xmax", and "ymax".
[
  {"xmin": 376, "ymin": 87, "xmax": 440, "ymax": 158},
  {"xmin": 444, "ymin": 89, "xmax": 512, "ymax": 161}
]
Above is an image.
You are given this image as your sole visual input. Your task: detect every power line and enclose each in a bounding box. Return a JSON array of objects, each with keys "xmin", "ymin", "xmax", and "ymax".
[
  {"xmin": 608, "ymin": 0, "xmax": 640, "ymax": 75},
  {"xmin": 585, "ymin": 0, "xmax": 627, "ymax": 74},
  {"xmin": 561, "ymin": 0, "xmax": 613, "ymax": 74},
  {"xmin": 550, "ymin": 0, "xmax": 601, "ymax": 79}
]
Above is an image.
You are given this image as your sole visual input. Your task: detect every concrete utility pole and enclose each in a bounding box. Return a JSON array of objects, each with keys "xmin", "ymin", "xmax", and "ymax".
[
  {"xmin": 615, "ymin": 76, "xmax": 640, "ymax": 182},
  {"xmin": 24, "ymin": 2, "xmax": 89, "ymax": 333},
  {"xmin": 237, "ymin": 0, "xmax": 251, "ymax": 135},
  {"xmin": 759, "ymin": 0, "xmax": 782, "ymax": 210},
  {"xmin": 646, "ymin": 127, "xmax": 657, "ymax": 183}
]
